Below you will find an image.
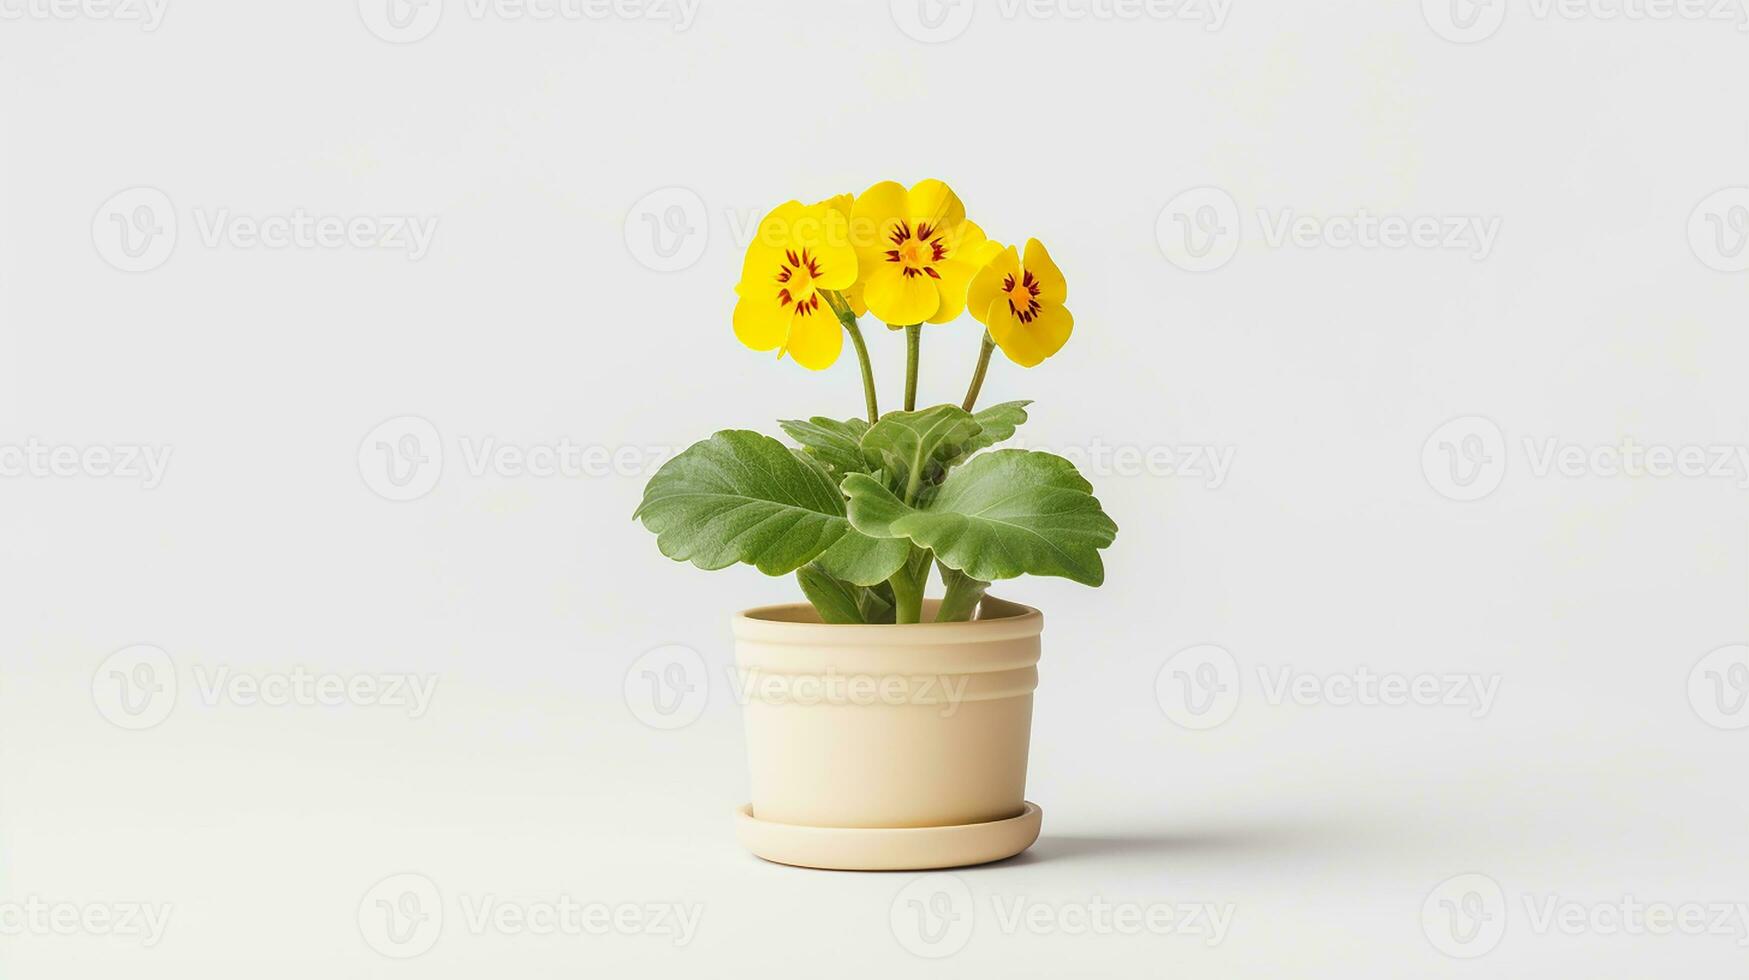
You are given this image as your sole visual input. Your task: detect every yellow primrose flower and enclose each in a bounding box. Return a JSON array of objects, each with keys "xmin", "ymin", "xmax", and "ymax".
[
  {"xmin": 849, "ymin": 179, "xmax": 993, "ymax": 326},
  {"xmin": 732, "ymin": 199, "xmax": 857, "ymax": 370},
  {"xmin": 967, "ymin": 238, "xmax": 1073, "ymax": 368}
]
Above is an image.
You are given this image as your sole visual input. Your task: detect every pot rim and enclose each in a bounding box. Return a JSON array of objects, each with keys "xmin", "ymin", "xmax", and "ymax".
[{"xmin": 732, "ymin": 595, "xmax": 1042, "ymax": 646}]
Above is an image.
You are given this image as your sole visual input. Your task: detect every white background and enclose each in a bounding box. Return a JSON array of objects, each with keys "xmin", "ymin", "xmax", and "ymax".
[{"xmin": 3, "ymin": 0, "xmax": 1748, "ymax": 975}]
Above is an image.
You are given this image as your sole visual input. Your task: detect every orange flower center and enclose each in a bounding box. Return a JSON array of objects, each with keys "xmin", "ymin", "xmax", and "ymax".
[
  {"xmin": 774, "ymin": 248, "xmax": 825, "ymax": 317},
  {"xmin": 885, "ymin": 221, "xmax": 946, "ymax": 279},
  {"xmin": 1004, "ymin": 269, "xmax": 1042, "ymax": 323}
]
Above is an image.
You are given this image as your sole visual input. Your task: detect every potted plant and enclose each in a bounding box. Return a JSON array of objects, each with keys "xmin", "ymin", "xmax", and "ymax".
[{"xmin": 634, "ymin": 179, "xmax": 1118, "ymax": 870}]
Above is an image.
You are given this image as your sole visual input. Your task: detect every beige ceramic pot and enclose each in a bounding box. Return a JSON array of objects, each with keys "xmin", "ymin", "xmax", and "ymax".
[{"xmin": 731, "ymin": 596, "xmax": 1044, "ymax": 871}]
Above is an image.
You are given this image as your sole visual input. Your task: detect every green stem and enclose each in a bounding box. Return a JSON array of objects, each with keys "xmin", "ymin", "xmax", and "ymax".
[
  {"xmin": 888, "ymin": 564, "xmax": 923, "ymax": 625},
  {"xmin": 935, "ymin": 567, "xmax": 987, "ymax": 623},
  {"xmin": 903, "ymin": 323, "xmax": 922, "ymax": 411},
  {"xmin": 961, "ymin": 331, "xmax": 996, "ymax": 412},
  {"xmin": 825, "ymin": 292, "xmax": 878, "ymax": 424}
]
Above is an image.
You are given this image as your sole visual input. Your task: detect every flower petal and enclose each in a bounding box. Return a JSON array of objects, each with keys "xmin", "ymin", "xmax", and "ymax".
[
  {"xmin": 851, "ymin": 180, "xmax": 909, "ymax": 270},
  {"xmin": 984, "ymin": 299, "xmax": 1071, "ymax": 368},
  {"xmin": 925, "ymin": 258, "xmax": 977, "ymax": 324},
  {"xmin": 733, "ymin": 289, "xmax": 789, "ymax": 353},
  {"xmin": 740, "ymin": 201, "xmax": 803, "ymax": 284},
  {"xmin": 907, "ymin": 179, "xmax": 966, "ymax": 233},
  {"xmin": 966, "ymin": 244, "xmax": 1018, "ymax": 328},
  {"xmin": 841, "ymin": 280, "xmax": 867, "ymax": 317},
  {"xmin": 1023, "ymin": 237, "xmax": 1067, "ymax": 305},
  {"xmin": 864, "ymin": 267, "xmax": 941, "ymax": 325},
  {"xmin": 1025, "ymin": 302, "xmax": 1073, "ymax": 361},
  {"xmin": 820, "ymin": 193, "xmax": 854, "ymax": 222},
  {"xmin": 951, "ymin": 220, "xmax": 1001, "ymax": 266},
  {"xmin": 782, "ymin": 309, "xmax": 844, "ymax": 370},
  {"xmin": 801, "ymin": 204, "xmax": 857, "ymax": 290}
]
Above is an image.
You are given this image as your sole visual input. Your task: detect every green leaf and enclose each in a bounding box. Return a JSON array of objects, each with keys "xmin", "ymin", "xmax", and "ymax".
[
  {"xmin": 796, "ymin": 565, "xmax": 868, "ymax": 624},
  {"xmin": 857, "ymin": 581, "xmax": 897, "ymax": 624},
  {"xmin": 797, "ymin": 564, "xmax": 897, "ymax": 624},
  {"xmin": 843, "ymin": 449, "xmax": 1118, "ymax": 586},
  {"xmin": 860, "ymin": 404, "xmax": 983, "ymax": 499},
  {"xmin": 961, "ymin": 400, "xmax": 1031, "ymax": 457},
  {"xmin": 779, "ymin": 416, "xmax": 872, "ymax": 479},
  {"xmin": 633, "ymin": 430, "xmax": 850, "ymax": 575},
  {"xmin": 814, "ymin": 526, "xmax": 912, "ymax": 586}
]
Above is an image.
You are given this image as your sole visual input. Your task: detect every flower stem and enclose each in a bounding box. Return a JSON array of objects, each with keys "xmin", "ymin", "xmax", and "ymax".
[
  {"xmin": 903, "ymin": 323, "xmax": 922, "ymax": 411},
  {"xmin": 935, "ymin": 565, "xmax": 987, "ymax": 622},
  {"xmin": 888, "ymin": 564, "xmax": 923, "ymax": 624},
  {"xmin": 827, "ymin": 292, "xmax": 879, "ymax": 424},
  {"xmin": 961, "ymin": 331, "xmax": 996, "ymax": 412}
]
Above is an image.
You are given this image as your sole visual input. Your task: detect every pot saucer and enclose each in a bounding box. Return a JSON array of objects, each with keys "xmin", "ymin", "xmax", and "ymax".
[{"xmin": 735, "ymin": 802, "xmax": 1042, "ymax": 871}]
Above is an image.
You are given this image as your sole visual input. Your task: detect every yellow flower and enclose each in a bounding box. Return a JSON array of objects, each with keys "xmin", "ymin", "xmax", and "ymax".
[
  {"xmin": 967, "ymin": 238, "xmax": 1073, "ymax": 368},
  {"xmin": 732, "ymin": 198, "xmax": 857, "ymax": 370},
  {"xmin": 849, "ymin": 179, "xmax": 994, "ymax": 326}
]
